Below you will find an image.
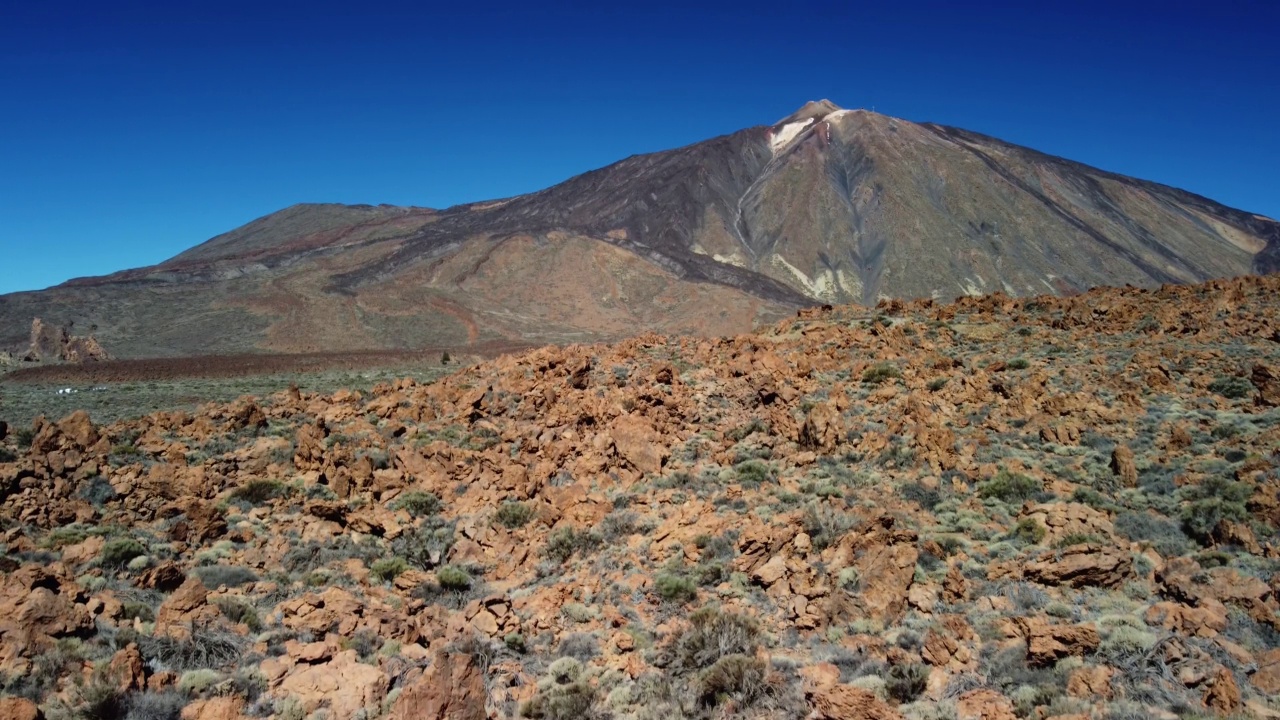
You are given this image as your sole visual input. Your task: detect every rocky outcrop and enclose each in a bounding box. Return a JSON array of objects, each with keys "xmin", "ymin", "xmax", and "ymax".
[
  {"xmin": 388, "ymin": 649, "xmax": 487, "ymax": 720},
  {"xmin": 22, "ymin": 317, "xmax": 109, "ymax": 363},
  {"xmin": 1022, "ymin": 545, "xmax": 1133, "ymax": 588}
]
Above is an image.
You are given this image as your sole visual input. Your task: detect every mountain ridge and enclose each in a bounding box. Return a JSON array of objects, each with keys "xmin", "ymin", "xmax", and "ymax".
[{"xmin": 3, "ymin": 100, "xmax": 1277, "ymax": 358}]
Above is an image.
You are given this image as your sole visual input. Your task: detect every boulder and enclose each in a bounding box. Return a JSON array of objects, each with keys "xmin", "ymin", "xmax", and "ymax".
[
  {"xmin": 389, "ymin": 649, "xmax": 486, "ymax": 720},
  {"xmin": 0, "ymin": 698, "xmax": 41, "ymax": 720},
  {"xmin": 1022, "ymin": 545, "xmax": 1132, "ymax": 588},
  {"xmin": 805, "ymin": 684, "xmax": 904, "ymax": 720},
  {"xmin": 279, "ymin": 650, "xmax": 389, "ymax": 720},
  {"xmin": 956, "ymin": 689, "xmax": 1017, "ymax": 720},
  {"xmin": 610, "ymin": 415, "xmax": 667, "ymax": 475}
]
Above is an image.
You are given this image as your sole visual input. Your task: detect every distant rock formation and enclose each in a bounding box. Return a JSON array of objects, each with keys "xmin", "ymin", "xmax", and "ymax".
[{"xmin": 23, "ymin": 317, "xmax": 110, "ymax": 363}]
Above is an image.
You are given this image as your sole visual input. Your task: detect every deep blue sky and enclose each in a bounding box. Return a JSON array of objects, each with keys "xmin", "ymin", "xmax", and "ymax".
[{"xmin": 2, "ymin": 0, "xmax": 1277, "ymax": 294}]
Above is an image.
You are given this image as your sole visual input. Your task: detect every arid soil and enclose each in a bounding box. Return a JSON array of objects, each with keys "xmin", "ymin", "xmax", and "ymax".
[
  {"xmin": 2, "ymin": 342, "xmax": 532, "ymax": 385},
  {"xmin": 1, "ymin": 275, "xmax": 1279, "ymax": 720}
]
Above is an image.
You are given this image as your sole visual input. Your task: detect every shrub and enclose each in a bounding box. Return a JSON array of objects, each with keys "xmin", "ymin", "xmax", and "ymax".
[
  {"xmin": 1009, "ymin": 518, "xmax": 1046, "ymax": 545},
  {"xmin": 733, "ymin": 459, "xmax": 774, "ymax": 486},
  {"xmin": 394, "ymin": 517, "xmax": 457, "ymax": 569},
  {"xmin": 370, "ymin": 557, "xmax": 409, "ymax": 582},
  {"xmin": 899, "ymin": 482, "xmax": 942, "ymax": 511},
  {"xmin": 1208, "ymin": 376, "xmax": 1253, "ymax": 399},
  {"xmin": 654, "ymin": 573, "xmax": 697, "ymax": 603},
  {"xmin": 520, "ymin": 657, "xmax": 597, "ymax": 720},
  {"xmin": 125, "ymin": 691, "xmax": 187, "ymax": 720},
  {"xmin": 436, "ymin": 564, "xmax": 472, "ymax": 590},
  {"xmin": 599, "ymin": 510, "xmax": 641, "ymax": 539},
  {"xmin": 13, "ymin": 427, "xmax": 35, "ymax": 448},
  {"xmin": 79, "ymin": 476, "xmax": 118, "ymax": 506},
  {"xmin": 495, "ymin": 501, "xmax": 534, "ymax": 529},
  {"xmin": 1055, "ymin": 533, "xmax": 1106, "ymax": 548},
  {"xmin": 1114, "ymin": 511, "xmax": 1189, "ymax": 557},
  {"xmin": 801, "ymin": 503, "xmax": 856, "ymax": 550},
  {"xmin": 556, "ymin": 632, "xmax": 599, "ymax": 661},
  {"xmin": 101, "ymin": 537, "xmax": 147, "ymax": 569},
  {"xmin": 73, "ymin": 677, "xmax": 129, "ymax": 720},
  {"xmin": 229, "ymin": 479, "xmax": 288, "ymax": 505},
  {"xmin": 544, "ymin": 527, "xmax": 601, "ymax": 564},
  {"xmin": 137, "ymin": 624, "xmax": 246, "ymax": 671},
  {"xmin": 505, "ymin": 633, "xmax": 527, "ymax": 653},
  {"xmin": 392, "ymin": 491, "xmax": 442, "ymax": 517},
  {"xmin": 886, "ymin": 663, "xmax": 929, "ymax": 703},
  {"xmin": 1007, "ymin": 358, "xmax": 1029, "ymax": 370},
  {"xmin": 698, "ymin": 654, "xmax": 771, "ymax": 707},
  {"xmin": 214, "ymin": 597, "xmax": 262, "ymax": 632},
  {"xmin": 673, "ymin": 607, "xmax": 761, "ymax": 671},
  {"xmin": 121, "ymin": 601, "xmax": 156, "ymax": 622},
  {"xmin": 177, "ymin": 668, "xmax": 223, "ymax": 695},
  {"xmin": 342, "ymin": 629, "xmax": 384, "ymax": 660},
  {"xmin": 1179, "ymin": 476, "xmax": 1251, "ymax": 544},
  {"xmin": 977, "ymin": 470, "xmax": 1041, "ymax": 503},
  {"xmin": 927, "ymin": 378, "xmax": 948, "ymax": 392},
  {"xmin": 193, "ymin": 565, "xmax": 259, "ymax": 589},
  {"xmin": 862, "ymin": 362, "xmax": 901, "ymax": 385}
]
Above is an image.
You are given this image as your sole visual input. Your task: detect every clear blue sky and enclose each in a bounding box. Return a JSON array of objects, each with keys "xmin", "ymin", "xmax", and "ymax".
[{"xmin": 2, "ymin": 0, "xmax": 1277, "ymax": 294}]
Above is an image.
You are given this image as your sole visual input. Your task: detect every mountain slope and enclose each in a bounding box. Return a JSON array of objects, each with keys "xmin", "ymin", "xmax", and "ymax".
[{"xmin": 2, "ymin": 101, "xmax": 1276, "ymax": 358}]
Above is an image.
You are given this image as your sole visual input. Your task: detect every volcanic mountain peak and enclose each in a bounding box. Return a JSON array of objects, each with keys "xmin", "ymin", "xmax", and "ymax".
[
  {"xmin": 776, "ymin": 98, "xmax": 844, "ymax": 125},
  {"xmin": 2, "ymin": 100, "xmax": 1277, "ymax": 359}
]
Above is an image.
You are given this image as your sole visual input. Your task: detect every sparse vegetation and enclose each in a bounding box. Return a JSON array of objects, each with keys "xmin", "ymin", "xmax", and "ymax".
[
  {"xmin": 862, "ymin": 362, "xmax": 900, "ymax": 385},
  {"xmin": 392, "ymin": 490, "xmax": 443, "ymax": 517},
  {"xmin": 977, "ymin": 470, "xmax": 1042, "ymax": 503},
  {"xmin": 495, "ymin": 500, "xmax": 535, "ymax": 529},
  {"xmin": 229, "ymin": 479, "xmax": 289, "ymax": 505},
  {"xmin": 4, "ymin": 275, "xmax": 1279, "ymax": 718}
]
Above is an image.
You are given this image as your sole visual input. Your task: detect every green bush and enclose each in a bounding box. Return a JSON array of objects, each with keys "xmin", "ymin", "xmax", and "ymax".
[
  {"xmin": 214, "ymin": 597, "xmax": 262, "ymax": 632},
  {"xmin": 0, "ymin": 447, "xmax": 15, "ymax": 463},
  {"xmin": 733, "ymin": 459, "xmax": 774, "ymax": 487},
  {"xmin": 885, "ymin": 662, "xmax": 929, "ymax": 702},
  {"xmin": 136, "ymin": 625, "xmax": 246, "ymax": 671},
  {"xmin": 229, "ymin": 479, "xmax": 288, "ymax": 505},
  {"xmin": 125, "ymin": 691, "xmax": 187, "ymax": 720},
  {"xmin": 1179, "ymin": 476, "xmax": 1251, "ymax": 544},
  {"xmin": 392, "ymin": 491, "xmax": 442, "ymax": 517},
  {"xmin": 862, "ymin": 362, "xmax": 901, "ymax": 385},
  {"xmin": 698, "ymin": 654, "xmax": 771, "ymax": 707},
  {"xmin": 977, "ymin": 470, "xmax": 1042, "ymax": 503},
  {"xmin": 436, "ymin": 564, "xmax": 472, "ymax": 590},
  {"xmin": 801, "ymin": 503, "xmax": 855, "ymax": 550},
  {"xmin": 1055, "ymin": 533, "xmax": 1106, "ymax": 548},
  {"xmin": 370, "ymin": 557, "xmax": 409, "ymax": 582},
  {"xmin": 519, "ymin": 657, "xmax": 596, "ymax": 720},
  {"xmin": 193, "ymin": 565, "xmax": 258, "ymax": 588},
  {"xmin": 898, "ymin": 482, "xmax": 942, "ymax": 511},
  {"xmin": 504, "ymin": 632, "xmax": 527, "ymax": 653},
  {"xmin": 13, "ymin": 427, "xmax": 35, "ymax": 448},
  {"xmin": 1114, "ymin": 511, "xmax": 1189, "ymax": 557},
  {"xmin": 673, "ymin": 607, "xmax": 761, "ymax": 671},
  {"xmin": 927, "ymin": 378, "xmax": 948, "ymax": 392},
  {"xmin": 393, "ymin": 516, "xmax": 457, "ymax": 570},
  {"xmin": 1007, "ymin": 358, "xmax": 1029, "ymax": 370},
  {"xmin": 654, "ymin": 573, "xmax": 697, "ymax": 603},
  {"xmin": 495, "ymin": 501, "xmax": 534, "ymax": 529},
  {"xmin": 1010, "ymin": 518, "xmax": 1046, "ymax": 545},
  {"xmin": 100, "ymin": 537, "xmax": 147, "ymax": 569},
  {"xmin": 544, "ymin": 527, "xmax": 601, "ymax": 564},
  {"xmin": 1208, "ymin": 375, "xmax": 1253, "ymax": 399}
]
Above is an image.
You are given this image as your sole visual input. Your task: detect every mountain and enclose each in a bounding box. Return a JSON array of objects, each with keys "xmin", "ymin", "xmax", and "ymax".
[{"xmin": 3, "ymin": 100, "xmax": 1277, "ymax": 358}]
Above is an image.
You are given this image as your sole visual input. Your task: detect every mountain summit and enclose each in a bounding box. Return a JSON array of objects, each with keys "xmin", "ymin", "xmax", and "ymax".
[{"xmin": 2, "ymin": 102, "xmax": 1277, "ymax": 358}]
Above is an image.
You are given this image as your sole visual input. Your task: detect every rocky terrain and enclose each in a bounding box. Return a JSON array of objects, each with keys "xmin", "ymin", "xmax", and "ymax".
[
  {"xmin": 3, "ymin": 101, "xmax": 1278, "ymax": 359},
  {"xmin": 1, "ymin": 274, "xmax": 1280, "ymax": 720}
]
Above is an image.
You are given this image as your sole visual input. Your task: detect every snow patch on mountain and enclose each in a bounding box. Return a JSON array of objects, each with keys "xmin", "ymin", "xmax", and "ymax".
[{"xmin": 770, "ymin": 118, "xmax": 814, "ymax": 153}]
